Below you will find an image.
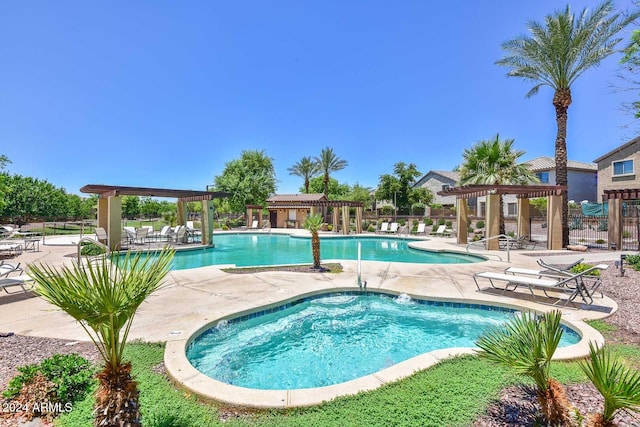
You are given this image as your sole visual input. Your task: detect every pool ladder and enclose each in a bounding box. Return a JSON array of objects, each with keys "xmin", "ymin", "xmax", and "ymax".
[{"xmin": 357, "ymin": 242, "xmax": 367, "ymax": 293}]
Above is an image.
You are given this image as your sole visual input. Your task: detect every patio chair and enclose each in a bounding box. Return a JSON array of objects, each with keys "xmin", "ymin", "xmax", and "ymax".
[
  {"xmin": 430, "ymin": 225, "xmax": 450, "ymax": 237},
  {"xmin": 387, "ymin": 222, "xmax": 399, "ymax": 234},
  {"xmin": 95, "ymin": 227, "xmax": 108, "ymax": 244},
  {"xmin": 376, "ymin": 222, "xmax": 389, "ymax": 234},
  {"xmin": 172, "ymin": 225, "xmax": 187, "ymax": 244},
  {"xmin": 412, "ymin": 223, "xmax": 427, "ymax": 236},
  {"xmin": 133, "ymin": 228, "xmax": 149, "ymax": 245},
  {"xmin": 156, "ymin": 225, "xmax": 172, "ymax": 241},
  {"xmin": 248, "ymin": 220, "xmax": 259, "ymax": 230},
  {"xmin": 0, "ymin": 275, "xmax": 34, "ymax": 294},
  {"xmin": 0, "ymin": 261, "xmax": 23, "ymax": 278},
  {"xmin": 473, "ymin": 263, "xmax": 608, "ymax": 306},
  {"xmin": 0, "ymin": 243, "xmax": 22, "ymax": 257}
]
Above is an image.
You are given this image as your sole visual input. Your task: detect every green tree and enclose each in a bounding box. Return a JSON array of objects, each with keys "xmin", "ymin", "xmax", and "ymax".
[
  {"xmin": 1, "ymin": 174, "xmax": 69, "ymax": 224},
  {"xmin": 303, "ymin": 213, "xmax": 323, "ymax": 269},
  {"xmin": 0, "ymin": 155, "xmax": 11, "ymax": 213},
  {"xmin": 476, "ymin": 310, "xmax": 571, "ymax": 425},
  {"xmin": 579, "ymin": 342, "xmax": 640, "ymax": 425},
  {"xmin": 459, "ymin": 135, "xmax": 538, "ymax": 234},
  {"xmin": 621, "ymin": 29, "xmax": 640, "ymax": 118},
  {"xmin": 306, "ymin": 176, "xmax": 350, "ymax": 200},
  {"xmin": 497, "ymin": 0, "xmax": 637, "ymax": 247},
  {"xmin": 288, "ymin": 156, "xmax": 320, "ymax": 194},
  {"xmin": 122, "ymin": 195, "xmax": 141, "ymax": 220},
  {"xmin": 212, "ymin": 150, "xmax": 277, "ymax": 212},
  {"xmin": 29, "ymin": 248, "xmax": 174, "ymax": 427},
  {"xmin": 375, "ymin": 162, "xmax": 429, "ymax": 215},
  {"xmin": 140, "ymin": 197, "xmax": 163, "ymax": 219},
  {"xmin": 346, "ymin": 183, "xmax": 374, "ymax": 210},
  {"xmin": 314, "ymin": 147, "xmax": 348, "ymax": 197}
]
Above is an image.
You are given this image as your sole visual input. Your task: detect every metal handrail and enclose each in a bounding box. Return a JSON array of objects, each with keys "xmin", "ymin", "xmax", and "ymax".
[
  {"xmin": 76, "ymin": 236, "xmax": 110, "ymax": 265},
  {"xmin": 465, "ymin": 233, "xmax": 518, "ymax": 263}
]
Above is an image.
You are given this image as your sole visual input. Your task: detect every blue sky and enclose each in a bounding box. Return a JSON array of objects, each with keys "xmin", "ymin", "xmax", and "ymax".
[{"xmin": 1, "ymin": 1, "xmax": 638, "ymax": 196}]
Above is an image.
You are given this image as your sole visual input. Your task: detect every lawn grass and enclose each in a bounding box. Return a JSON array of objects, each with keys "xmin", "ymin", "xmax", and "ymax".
[{"xmin": 53, "ymin": 339, "xmax": 640, "ymax": 427}]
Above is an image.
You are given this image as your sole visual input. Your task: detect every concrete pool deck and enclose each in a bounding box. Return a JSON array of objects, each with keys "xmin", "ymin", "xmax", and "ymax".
[{"xmin": 0, "ymin": 231, "xmax": 623, "ymax": 407}]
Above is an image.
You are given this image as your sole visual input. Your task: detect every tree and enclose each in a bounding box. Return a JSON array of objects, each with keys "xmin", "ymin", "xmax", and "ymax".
[
  {"xmin": 122, "ymin": 195, "xmax": 141, "ymax": 220},
  {"xmin": 497, "ymin": 1, "xmax": 637, "ymax": 247},
  {"xmin": 1, "ymin": 174, "xmax": 69, "ymax": 224},
  {"xmin": 314, "ymin": 147, "xmax": 348, "ymax": 197},
  {"xmin": 346, "ymin": 183, "xmax": 374, "ymax": 210},
  {"xmin": 28, "ymin": 248, "xmax": 175, "ymax": 426},
  {"xmin": 459, "ymin": 134, "xmax": 538, "ymax": 234},
  {"xmin": 476, "ymin": 310, "xmax": 571, "ymax": 425},
  {"xmin": 212, "ymin": 150, "xmax": 277, "ymax": 213},
  {"xmin": 375, "ymin": 162, "xmax": 430, "ymax": 215},
  {"xmin": 288, "ymin": 156, "xmax": 319, "ymax": 194},
  {"xmin": 621, "ymin": 29, "xmax": 640, "ymax": 118},
  {"xmin": 303, "ymin": 213, "xmax": 323, "ymax": 269},
  {"xmin": 0, "ymin": 155, "xmax": 11, "ymax": 213},
  {"xmin": 305, "ymin": 176, "xmax": 350, "ymax": 200}
]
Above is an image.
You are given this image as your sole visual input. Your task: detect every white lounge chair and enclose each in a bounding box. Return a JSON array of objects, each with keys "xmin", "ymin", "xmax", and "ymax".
[
  {"xmin": 95, "ymin": 227, "xmax": 108, "ymax": 244},
  {"xmin": 473, "ymin": 264, "xmax": 609, "ymax": 306},
  {"xmin": 0, "ymin": 261, "xmax": 23, "ymax": 278},
  {"xmin": 387, "ymin": 222, "xmax": 399, "ymax": 234},
  {"xmin": 376, "ymin": 222, "xmax": 389, "ymax": 234},
  {"xmin": 248, "ymin": 220, "xmax": 259, "ymax": 230},
  {"xmin": 0, "ymin": 243, "xmax": 22, "ymax": 256},
  {"xmin": 0, "ymin": 274, "xmax": 34, "ymax": 294},
  {"xmin": 412, "ymin": 223, "xmax": 427, "ymax": 235},
  {"xmin": 430, "ymin": 225, "xmax": 450, "ymax": 237}
]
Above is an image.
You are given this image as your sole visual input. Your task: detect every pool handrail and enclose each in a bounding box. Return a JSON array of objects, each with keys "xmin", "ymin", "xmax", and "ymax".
[{"xmin": 465, "ymin": 233, "xmax": 518, "ymax": 263}]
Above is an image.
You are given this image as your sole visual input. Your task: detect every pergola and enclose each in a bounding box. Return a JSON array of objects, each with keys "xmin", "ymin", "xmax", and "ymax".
[
  {"xmin": 80, "ymin": 184, "xmax": 231, "ymax": 250},
  {"xmin": 437, "ymin": 184, "xmax": 567, "ymax": 250}
]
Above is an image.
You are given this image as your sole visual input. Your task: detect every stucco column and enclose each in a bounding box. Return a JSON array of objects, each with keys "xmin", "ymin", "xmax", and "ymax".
[
  {"xmin": 547, "ymin": 195, "xmax": 563, "ymax": 250},
  {"xmin": 355, "ymin": 207, "xmax": 363, "ymax": 234},
  {"xmin": 107, "ymin": 196, "xmax": 122, "ymax": 251},
  {"xmin": 201, "ymin": 200, "xmax": 214, "ymax": 246},
  {"xmin": 608, "ymin": 198, "xmax": 622, "ymax": 250},
  {"xmin": 97, "ymin": 197, "xmax": 108, "ymax": 231},
  {"xmin": 332, "ymin": 208, "xmax": 339, "ymax": 233},
  {"xmin": 517, "ymin": 198, "xmax": 530, "ymax": 239},
  {"xmin": 177, "ymin": 201, "xmax": 186, "ymax": 226},
  {"xmin": 485, "ymin": 194, "xmax": 500, "ymax": 250},
  {"xmin": 246, "ymin": 207, "xmax": 253, "ymax": 227},
  {"xmin": 341, "ymin": 206, "xmax": 350, "ymax": 235},
  {"xmin": 456, "ymin": 198, "xmax": 468, "ymax": 245}
]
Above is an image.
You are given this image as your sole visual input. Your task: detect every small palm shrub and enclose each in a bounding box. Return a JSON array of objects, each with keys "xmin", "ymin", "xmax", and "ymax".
[
  {"xmin": 579, "ymin": 342, "xmax": 640, "ymax": 425},
  {"xmin": 476, "ymin": 220, "xmax": 485, "ymax": 229},
  {"xmin": 570, "ymin": 263, "xmax": 601, "ymax": 277},
  {"xmin": 438, "ymin": 218, "xmax": 446, "ymax": 225},
  {"xmin": 424, "ymin": 218, "xmax": 434, "ymax": 226},
  {"xmin": 475, "ymin": 310, "xmax": 571, "ymax": 425}
]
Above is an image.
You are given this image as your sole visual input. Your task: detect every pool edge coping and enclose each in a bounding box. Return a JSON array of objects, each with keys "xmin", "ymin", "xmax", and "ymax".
[{"xmin": 163, "ymin": 287, "xmax": 604, "ymax": 408}]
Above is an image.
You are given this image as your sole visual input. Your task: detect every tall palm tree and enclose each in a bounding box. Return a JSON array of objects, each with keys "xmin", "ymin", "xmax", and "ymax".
[
  {"xmin": 314, "ymin": 147, "xmax": 348, "ymax": 197},
  {"xmin": 287, "ymin": 156, "xmax": 320, "ymax": 193},
  {"xmin": 304, "ymin": 213, "xmax": 323, "ymax": 269},
  {"xmin": 496, "ymin": 1, "xmax": 637, "ymax": 247},
  {"xmin": 579, "ymin": 342, "xmax": 640, "ymax": 426},
  {"xmin": 459, "ymin": 134, "xmax": 538, "ymax": 234},
  {"xmin": 28, "ymin": 249, "xmax": 174, "ymax": 427},
  {"xmin": 476, "ymin": 310, "xmax": 571, "ymax": 425}
]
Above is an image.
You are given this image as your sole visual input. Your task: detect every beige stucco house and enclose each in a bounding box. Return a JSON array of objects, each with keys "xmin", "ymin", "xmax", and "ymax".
[{"xmin": 594, "ymin": 137, "xmax": 640, "ymax": 202}]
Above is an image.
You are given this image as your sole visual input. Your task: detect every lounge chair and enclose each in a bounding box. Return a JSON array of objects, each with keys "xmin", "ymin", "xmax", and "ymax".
[
  {"xmin": 473, "ymin": 263, "xmax": 608, "ymax": 306},
  {"xmin": 430, "ymin": 225, "xmax": 450, "ymax": 237},
  {"xmin": 0, "ymin": 274, "xmax": 34, "ymax": 294},
  {"xmin": 172, "ymin": 225, "xmax": 187, "ymax": 244},
  {"xmin": 387, "ymin": 222, "xmax": 399, "ymax": 234},
  {"xmin": 0, "ymin": 261, "xmax": 23, "ymax": 278},
  {"xmin": 0, "ymin": 243, "xmax": 22, "ymax": 256},
  {"xmin": 95, "ymin": 227, "xmax": 108, "ymax": 244},
  {"xmin": 412, "ymin": 223, "xmax": 427, "ymax": 236},
  {"xmin": 156, "ymin": 225, "xmax": 172, "ymax": 241},
  {"xmin": 248, "ymin": 220, "xmax": 259, "ymax": 230},
  {"xmin": 133, "ymin": 228, "xmax": 149, "ymax": 245},
  {"xmin": 376, "ymin": 222, "xmax": 389, "ymax": 234}
]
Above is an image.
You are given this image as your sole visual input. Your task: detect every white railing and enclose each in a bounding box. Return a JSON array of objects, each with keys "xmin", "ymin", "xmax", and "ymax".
[
  {"xmin": 76, "ymin": 237, "xmax": 110, "ymax": 265},
  {"xmin": 465, "ymin": 234, "xmax": 518, "ymax": 263}
]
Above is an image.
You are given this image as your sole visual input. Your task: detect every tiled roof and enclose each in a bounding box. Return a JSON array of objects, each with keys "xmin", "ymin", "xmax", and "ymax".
[
  {"xmin": 524, "ymin": 156, "xmax": 596, "ymax": 171},
  {"xmin": 593, "ymin": 136, "xmax": 640, "ymax": 163},
  {"xmin": 266, "ymin": 193, "xmax": 328, "ymax": 202}
]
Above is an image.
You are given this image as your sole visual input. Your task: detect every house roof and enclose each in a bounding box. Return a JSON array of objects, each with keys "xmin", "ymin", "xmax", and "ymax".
[
  {"xmin": 593, "ymin": 136, "xmax": 640, "ymax": 163},
  {"xmin": 525, "ymin": 156, "xmax": 596, "ymax": 172},
  {"xmin": 414, "ymin": 170, "xmax": 460, "ymax": 187},
  {"xmin": 266, "ymin": 193, "xmax": 328, "ymax": 203}
]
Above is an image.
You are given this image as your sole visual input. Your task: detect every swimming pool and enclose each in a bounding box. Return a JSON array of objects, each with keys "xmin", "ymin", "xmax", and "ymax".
[
  {"xmin": 170, "ymin": 233, "xmax": 483, "ymax": 269},
  {"xmin": 186, "ymin": 292, "xmax": 581, "ymax": 390}
]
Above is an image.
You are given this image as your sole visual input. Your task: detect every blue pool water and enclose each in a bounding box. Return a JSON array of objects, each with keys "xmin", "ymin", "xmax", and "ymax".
[
  {"xmin": 187, "ymin": 293, "xmax": 581, "ymax": 390},
  {"xmin": 170, "ymin": 233, "xmax": 482, "ymax": 269}
]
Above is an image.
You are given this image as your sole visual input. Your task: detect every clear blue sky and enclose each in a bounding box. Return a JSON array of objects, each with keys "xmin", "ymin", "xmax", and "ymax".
[{"xmin": 1, "ymin": 1, "xmax": 638, "ymax": 196}]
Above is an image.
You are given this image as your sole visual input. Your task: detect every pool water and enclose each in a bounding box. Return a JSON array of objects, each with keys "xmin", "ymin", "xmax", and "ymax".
[
  {"xmin": 187, "ymin": 293, "xmax": 580, "ymax": 390},
  {"xmin": 170, "ymin": 234, "xmax": 482, "ymax": 269}
]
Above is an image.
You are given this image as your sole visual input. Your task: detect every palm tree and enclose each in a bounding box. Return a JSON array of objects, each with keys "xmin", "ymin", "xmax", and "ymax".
[
  {"xmin": 28, "ymin": 249, "xmax": 174, "ymax": 427},
  {"xmin": 287, "ymin": 156, "xmax": 320, "ymax": 193},
  {"xmin": 459, "ymin": 134, "xmax": 538, "ymax": 234},
  {"xmin": 304, "ymin": 213, "xmax": 323, "ymax": 269},
  {"xmin": 496, "ymin": 1, "xmax": 637, "ymax": 247},
  {"xmin": 314, "ymin": 147, "xmax": 348, "ymax": 197},
  {"xmin": 475, "ymin": 310, "xmax": 571, "ymax": 425},
  {"xmin": 579, "ymin": 342, "xmax": 640, "ymax": 426}
]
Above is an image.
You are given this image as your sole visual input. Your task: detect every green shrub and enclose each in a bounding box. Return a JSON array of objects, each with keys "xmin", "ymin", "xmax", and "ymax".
[
  {"xmin": 3, "ymin": 354, "xmax": 94, "ymax": 403},
  {"xmin": 399, "ymin": 219, "xmax": 406, "ymax": 226},
  {"xmin": 424, "ymin": 218, "xmax": 434, "ymax": 226},
  {"xmin": 623, "ymin": 231, "xmax": 631, "ymax": 238},
  {"xmin": 367, "ymin": 225, "xmax": 375, "ymax": 232},
  {"xmin": 570, "ymin": 263, "xmax": 601, "ymax": 277},
  {"xmin": 445, "ymin": 220, "xmax": 452, "ymax": 228},
  {"xmin": 468, "ymin": 226, "xmax": 474, "ymax": 233},
  {"xmin": 475, "ymin": 220, "xmax": 485, "ymax": 229},
  {"xmin": 438, "ymin": 218, "xmax": 446, "ymax": 225},
  {"xmin": 79, "ymin": 241, "xmax": 106, "ymax": 256},
  {"xmin": 595, "ymin": 238, "xmax": 606, "ymax": 244},
  {"xmin": 507, "ymin": 231, "xmax": 515, "ymax": 237}
]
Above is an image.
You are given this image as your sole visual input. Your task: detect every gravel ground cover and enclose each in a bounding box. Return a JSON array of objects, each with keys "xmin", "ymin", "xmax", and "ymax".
[{"xmin": 1, "ymin": 260, "xmax": 639, "ymax": 426}]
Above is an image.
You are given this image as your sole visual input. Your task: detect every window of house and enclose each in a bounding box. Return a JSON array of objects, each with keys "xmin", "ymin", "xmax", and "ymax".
[
  {"xmin": 536, "ymin": 171, "xmax": 549, "ymax": 183},
  {"xmin": 441, "ymin": 184, "xmax": 450, "ymax": 191},
  {"xmin": 288, "ymin": 209, "xmax": 297, "ymax": 221},
  {"xmin": 479, "ymin": 201, "xmax": 486, "ymax": 217},
  {"xmin": 612, "ymin": 159, "xmax": 634, "ymax": 176},
  {"xmin": 507, "ymin": 203, "xmax": 517, "ymax": 216}
]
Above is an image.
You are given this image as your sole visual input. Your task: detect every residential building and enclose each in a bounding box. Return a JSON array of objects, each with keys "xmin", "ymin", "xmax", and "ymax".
[{"xmin": 593, "ymin": 137, "xmax": 640, "ymax": 202}]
